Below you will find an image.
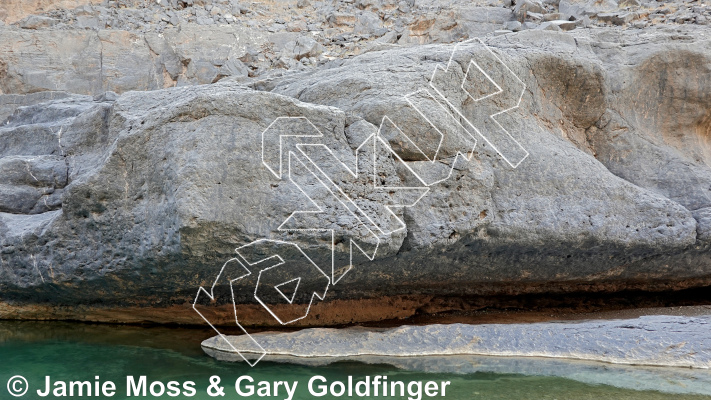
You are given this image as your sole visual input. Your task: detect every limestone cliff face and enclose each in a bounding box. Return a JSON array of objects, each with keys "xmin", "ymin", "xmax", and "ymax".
[{"xmin": 1, "ymin": 1, "xmax": 711, "ymax": 325}]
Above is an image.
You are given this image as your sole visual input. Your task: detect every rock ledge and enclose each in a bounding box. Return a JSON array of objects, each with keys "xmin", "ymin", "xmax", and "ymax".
[{"xmin": 203, "ymin": 315, "xmax": 711, "ymax": 369}]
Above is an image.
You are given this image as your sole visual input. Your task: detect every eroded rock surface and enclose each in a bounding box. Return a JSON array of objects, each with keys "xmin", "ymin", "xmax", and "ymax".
[
  {"xmin": 203, "ymin": 315, "xmax": 711, "ymax": 368},
  {"xmin": 1, "ymin": 1, "xmax": 711, "ymax": 324}
]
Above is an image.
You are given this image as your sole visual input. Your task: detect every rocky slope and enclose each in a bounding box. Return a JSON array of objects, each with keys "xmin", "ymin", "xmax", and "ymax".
[
  {"xmin": 1, "ymin": 0, "xmax": 711, "ymax": 325},
  {"xmin": 1, "ymin": 0, "xmax": 709, "ymax": 94}
]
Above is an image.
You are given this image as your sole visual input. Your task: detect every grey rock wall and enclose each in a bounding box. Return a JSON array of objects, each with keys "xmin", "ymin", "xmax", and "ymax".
[{"xmin": 1, "ymin": 1, "xmax": 711, "ymax": 324}]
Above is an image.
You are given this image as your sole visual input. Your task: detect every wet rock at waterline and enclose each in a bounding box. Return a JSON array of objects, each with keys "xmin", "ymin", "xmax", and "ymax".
[{"xmin": 202, "ymin": 315, "xmax": 711, "ymax": 369}]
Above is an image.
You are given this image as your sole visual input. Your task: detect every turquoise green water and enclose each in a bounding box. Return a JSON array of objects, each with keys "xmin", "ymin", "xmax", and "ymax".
[{"xmin": 0, "ymin": 321, "xmax": 709, "ymax": 400}]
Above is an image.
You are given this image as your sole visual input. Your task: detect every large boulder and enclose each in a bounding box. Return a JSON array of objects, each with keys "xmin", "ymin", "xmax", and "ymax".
[
  {"xmin": 269, "ymin": 31, "xmax": 708, "ymax": 296},
  {"xmin": 0, "ymin": 29, "xmax": 710, "ymax": 325}
]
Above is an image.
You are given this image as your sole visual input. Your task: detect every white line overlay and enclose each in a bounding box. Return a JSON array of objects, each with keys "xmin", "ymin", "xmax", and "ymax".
[{"xmin": 194, "ymin": 38, "xmax": 529, "ymax": 366}]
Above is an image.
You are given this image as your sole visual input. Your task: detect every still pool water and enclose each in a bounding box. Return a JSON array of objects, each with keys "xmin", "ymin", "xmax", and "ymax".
[{"xmin": 0, "ymin": 321, "xmax": 709, "ymax": 400}]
